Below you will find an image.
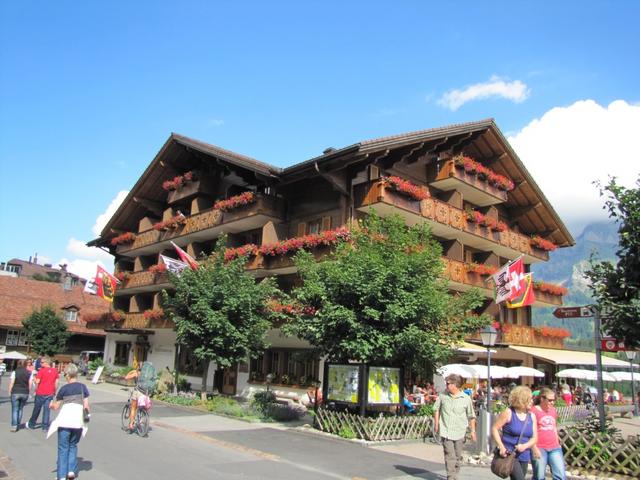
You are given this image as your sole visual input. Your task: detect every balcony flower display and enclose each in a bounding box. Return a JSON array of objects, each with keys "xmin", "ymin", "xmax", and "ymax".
[
  {"xmin": 452, "ymin": 154, "xmax": 515, "ymax": 191},
  {"xmin": 83, "ymin": 310, "xmax": 125, "ymax": 323},
  {"xmin": 224, "ymin": 244, "xmax": 259, "ymax": 262},
  {"xmin": 530, "ymin": 235, "xmax": 558, "ymax": 251},
  {"xmin": 464, "ymin": 210, "xmax": 507, "ymax": 232},
  {"xmin": 153, "ymin": 213, "xmax": 187, "ymax": 231},
  {"xmin": 466, "ymin": 263, "xmax": 498, "ymax": 276},
  {"xmin": 148, "ymin": 263, "xmax": 167, "ymax": 274},
  {"xmin": 533, "ymin": 281, "xmax": 568, "ymax": 296},
  {"xmin": 110, "ymin": 232, "xmax": 137, "ymax": 246},
  {"xmin": 162, "ymin": 171, "xmax": 194, "ymax": 191},
  {"xmin": 533, "ymin": 326, "xmax": 571, "ymax": 338},
  {"xmin": 383, "ymin": 176, "xmax": 430, "ymax": 201},
  {"xmin": 266, "ymin": 299, "xmax": 317, "ymax": 316},
  {"xmin": 259, "ymin": 227, "xmax": 351, "ymax": 256},
  {"xmin": 214, "ymin": 191, "xmax": 256, "ymax": 212},
  {"xmin": 143, "ymin": 308, "xmax": 164, "ymax": 320},
  {"xmin": 115, "ymin": 271, "xmax": 131, "ymax": 282}
]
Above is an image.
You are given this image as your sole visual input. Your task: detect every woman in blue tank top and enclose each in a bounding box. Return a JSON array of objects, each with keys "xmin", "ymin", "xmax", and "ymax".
[{"xmin": 492, "ymin": 386, "xmax": 538, "ymax": 480}]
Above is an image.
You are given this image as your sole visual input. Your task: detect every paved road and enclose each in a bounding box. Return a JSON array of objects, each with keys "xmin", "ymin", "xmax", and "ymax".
[{"xmin": 0, "ymin": 380, "xmax": 497, "ymax": 480}]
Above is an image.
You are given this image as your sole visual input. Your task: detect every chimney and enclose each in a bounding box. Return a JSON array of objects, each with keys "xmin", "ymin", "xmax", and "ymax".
[
  {"xmin": 29, "ymin": 256, "xmax": 32, "ymax": 263},
  {"xmin": 34, "ymin": 253, "xmax": 38, "ymax": 264}
]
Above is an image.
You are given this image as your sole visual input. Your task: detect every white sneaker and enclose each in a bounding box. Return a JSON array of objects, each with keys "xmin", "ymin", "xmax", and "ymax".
[{"xmin": 68, "ymin": 472, "xmax": 76, "ymax": 479}]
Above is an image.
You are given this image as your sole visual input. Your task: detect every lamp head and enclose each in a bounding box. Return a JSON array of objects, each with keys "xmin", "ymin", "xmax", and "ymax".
[
  {"xmin": 480, "ymin": 325, "xmax": 498, "ymax": 347},
  {"xmin": 625, "ymin": 350, "xmax": 637, "ymax": 361}
]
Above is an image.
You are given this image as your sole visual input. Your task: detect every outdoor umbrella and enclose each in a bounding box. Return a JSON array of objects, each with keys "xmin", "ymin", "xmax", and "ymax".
[
  {"xmin": 468, "ymin": 364, "xmax": 509, "ymax": 379},
  {"xmin": 609, "ymin": 371, "xmax": 640, "ymax": 382},
  {"xmin": 505, "ymin": 366, "xmax": 545, "ymax": 378},
  {"xmin": 556, "ymin": 368, "xmax": 616, "ymax": 382},
  {"xmin": 437, "ymin": 364, "xmax": 480, "ymax": 378},
  {"xmin": 0, "ymin": 351, "xmax": 27, "ymax": 360}
]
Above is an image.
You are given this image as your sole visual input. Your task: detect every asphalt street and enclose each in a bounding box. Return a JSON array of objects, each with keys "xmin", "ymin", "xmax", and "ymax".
[{"xmin": 0, "ymin": 379, "xmax": 497, "ymax": 480}]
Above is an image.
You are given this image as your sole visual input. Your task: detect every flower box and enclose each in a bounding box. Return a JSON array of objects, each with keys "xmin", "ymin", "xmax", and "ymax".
[
  {"xmin": 214, "ymin": 191, "xmax": 256, "ymax": 212},
  {"xmin": 162, "ymin": 171, "xmax": 195, "ymax": 191},
  {"xmin": 530, "ymin": 236, "xmax": 558, "ymax": 251},
  {"xmin": 110, "ymin": 232, "xmax": 137, "ymax": 246},
  {"xmin": 382, "ymin": 176, "xmax": 430, "ymax": 201}
]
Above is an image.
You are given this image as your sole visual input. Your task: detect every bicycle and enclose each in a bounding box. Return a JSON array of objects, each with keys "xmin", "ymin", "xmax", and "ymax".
[{"xmin": 121, "ymin": 389, "xmax": 151, "ymax": 437}]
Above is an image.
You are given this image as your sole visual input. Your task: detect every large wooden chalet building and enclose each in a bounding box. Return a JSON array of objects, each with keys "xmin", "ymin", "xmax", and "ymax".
[{"xmin": 88, "ymin": 119, "xmax": 590, "ymax": 395}]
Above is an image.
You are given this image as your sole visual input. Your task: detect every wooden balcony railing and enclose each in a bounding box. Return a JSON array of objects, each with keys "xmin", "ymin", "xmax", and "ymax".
[
  {"xmin": 500, "ymin": 324, "xmax": 565, "ymax": 349},
  {"xmin": 355, "ymin": 180, "xmax": 549, "ymax": 263},
  {"xmin": 117, "ymin": 271, "xmax": 170, "ymax": 293},
  {"xmin": 430, "ymin": 159, "xmax": 508, "ymax": 206},
  {"xmin": 116, "ymin": 193, "xmax": 285, "ymax": 256},
  {"xmin": 121, "ymin": 312, "xmax": 173, "ymax": 330}
]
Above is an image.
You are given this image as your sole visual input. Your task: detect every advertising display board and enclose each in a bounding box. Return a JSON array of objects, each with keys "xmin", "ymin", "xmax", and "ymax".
[
  {"xmin": 325, "ymin": 364, "xmax": 361, "ymax": 404},
  {"xmin": 367, "ymin": 366, "xmax": 401, "ymax": 405}
]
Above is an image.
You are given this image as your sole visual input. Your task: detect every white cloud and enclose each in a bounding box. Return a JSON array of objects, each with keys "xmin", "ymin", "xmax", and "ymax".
[
  {"xmin": 507, "ymin": 99, "xmax": 640, "ymax": 235},
  {"xmin": 438, "ymin": 76, "xmax": 530, "ymax": 111},
  {"xmin": 92, "ymin": 190, "xmax": 129, "ymax": 236},
  {"xmin": 59, "ymin": 258, "xmax": 110, "ymax": 282},
  {"xmin": 207, "ymin": 118, "xmax": 225, "ymax": 127}
]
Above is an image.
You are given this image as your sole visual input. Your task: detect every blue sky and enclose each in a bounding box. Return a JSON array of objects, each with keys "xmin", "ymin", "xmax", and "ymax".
[{"xmin": 1, "ymin": 1, "xmax": 639, "ymax": 279}]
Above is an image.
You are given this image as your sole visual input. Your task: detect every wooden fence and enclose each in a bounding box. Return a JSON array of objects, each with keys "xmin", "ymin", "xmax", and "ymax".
[
  {"xmin": 560, "ymin": 428, "xmax": 640, "ymax": 478},
  {"xmin": 556, "ymin": 405, "xmax": 593, "ymax": 424},
  {"xmin": 315, "ymin": 409, "xmax": 434, "ymax": 442}
]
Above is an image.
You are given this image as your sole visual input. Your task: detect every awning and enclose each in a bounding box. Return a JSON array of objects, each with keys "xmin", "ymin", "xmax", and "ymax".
[
  {"xmin": 509, "ymin": 345, "xmax": 637, "ymax": 368},
  {"xmin": 456, "ymin": 341, "xmax": 496, "ymax": 354}
]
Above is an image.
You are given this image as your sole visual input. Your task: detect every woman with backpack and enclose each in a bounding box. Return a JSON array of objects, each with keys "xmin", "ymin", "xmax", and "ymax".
[{"xmin": 124, "ymin": 362, "xmax": 155, "ymax": 432}]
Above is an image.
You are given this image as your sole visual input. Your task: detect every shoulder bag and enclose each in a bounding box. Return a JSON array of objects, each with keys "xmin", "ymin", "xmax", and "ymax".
[{"xmin": 490, "ymin": 411, "xmax": 530, "ymax": 479}]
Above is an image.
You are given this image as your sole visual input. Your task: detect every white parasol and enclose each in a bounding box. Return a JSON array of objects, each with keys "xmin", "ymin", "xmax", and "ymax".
[
  {"xmin": 505, "ymin": 366, "xmax": 545, "ymax": 378},
  {"xmin": 0, "ymin": 350, "xmax": 28, "ymax": 360},
  {"xmin": 556, "ymin": 368, "xmax": 616, "ymax": 382}
]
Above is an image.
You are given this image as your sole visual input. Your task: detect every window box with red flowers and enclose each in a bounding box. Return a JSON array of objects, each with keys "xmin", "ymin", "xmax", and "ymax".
[
  {"xmin": 464, "ymin": 209, "xmax": 507, "ymax": 232},
  {"xmin": 532, "ymin": 326, "xmax": 571, "ymax": 339},
  {"xmin": 530, "ymin": 236, "xmax": 558, "ymax": 252},
  {"xmin": 110, "ymin": 232, "xmax": 137, "ymax": 246},
  {"xmin": 162, "ymin": 171, "xmax": 195, "ymax": 191},
  {"xmin": 466, "ymin": 262, "xmax": 498, "ymax": 276},
  {"xmin": 115, "ymin": 271, "xmax": 131, "ymax": 282},
  {"xmin": 382, "ymin": 176, "xmax": 430, "ymax": 201},
  {"xmin": 153, "ymin": 213, "xmax": 187, "ymax": 231},
  {"xmin": 148, "ymin": 263, "xmax": 168, "ymax": 274},
  {"xmin": 143, "ymin": 308, "xmax": 164, "ymax": 320},
  {"xmin": 259, "ymin": 227, "xmax": 351, "ymax": 257},
  {"xmin": 214, "ymin": 191, "xmax": 256, "ymax": 212},
  {"xmin": 224, "ymin": 244, "xmax": 259, "ymax": 262},
  {"xmin": 533, "ymin": 281, "xmax": 568, "ymax": 296},
  {"xmin": 452, "ymin": 155, "xmax": 515, "ymax": 192}
]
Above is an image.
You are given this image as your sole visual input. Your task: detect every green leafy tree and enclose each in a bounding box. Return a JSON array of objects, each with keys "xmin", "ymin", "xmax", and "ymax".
[
  {"xmin": 281, "ymin": 213, "xmax": 490, "ymax": 372},
  {"xmin": 22, "ymin": 305, "xmax": 70, "ymax": 356},
  {"xmin": 585, "ymin": 177, "xmax": 640, "ymax": 348},
  {"xmin": 162, "ymin": 237, "xmax": 279, "ymax": 398}
]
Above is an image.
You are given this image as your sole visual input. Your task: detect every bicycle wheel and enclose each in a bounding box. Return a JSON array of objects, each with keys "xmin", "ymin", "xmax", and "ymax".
[
  {"xmin": 136, "ymin": 408, "xmax": 149, "ymax": 437},
  {"xmin": 121, "ymin": 403, "xmax": 131, "ymax": 430}
]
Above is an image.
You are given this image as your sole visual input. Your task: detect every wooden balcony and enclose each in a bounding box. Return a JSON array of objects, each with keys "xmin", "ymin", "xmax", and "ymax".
[
  {"xmin": 430, "ymin": 159, "xmax": 508, "ymax": 206},
  {"xmin": 116, "ymin": 193, "xmax": 285, "ymax": 257},
  {"xmin": 121, "ymin": 313, "xmax": 173, "ymax": 330},
  {"xmin": 442, "ymin": 258, "xmax": 562, "ymax": 307},
  {"xmin": 354, "ymin": 180, "xmax": 549, "ymax": 263},
  {"xmin": 501, "ymin": 324, "xmax": 564, "ymax": 349},
  {"xmin": 117, "ymin": 271, "xmax": 171, "ymax": 294},
  {"xmin": 166, "ymin": 178, "xmax": 212, "ymax": 204}
]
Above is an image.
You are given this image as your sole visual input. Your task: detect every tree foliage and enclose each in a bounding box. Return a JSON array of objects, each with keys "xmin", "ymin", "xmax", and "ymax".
[
  {"xmin": 22, "ymin": 305, "xmax": 70, "ymax": 356},
  {"xmin": 585, "ymin": 177, "xmax": 640, "ymax": 348},
  {"xmin": 162, "ymin": 237, "xmax": 279, "ymax": 393},
  {"xmin": 281, "ymin": 213, "xmax": 490, "ymax": 372}
]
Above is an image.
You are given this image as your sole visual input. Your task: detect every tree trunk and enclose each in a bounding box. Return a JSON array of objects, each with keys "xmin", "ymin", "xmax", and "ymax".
[{"xmin": 200, "ymin": 360, "xmax": 209, "ymax": 402}]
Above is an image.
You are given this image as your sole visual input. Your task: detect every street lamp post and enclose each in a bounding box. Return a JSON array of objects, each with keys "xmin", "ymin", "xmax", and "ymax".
[
  {"xmin": 625, "ymin": 351, "xmax": 638, "ymax": 417},
  {"xmin": 480, "ymin": 325, "xmax": 498, "ymax": 453}
]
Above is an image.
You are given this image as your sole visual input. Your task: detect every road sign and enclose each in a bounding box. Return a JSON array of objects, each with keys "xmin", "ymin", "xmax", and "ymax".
[
  {"xmin": 601, "ymin": 337, "xmax": 627, "ymax": 352},
  {"xmin": 552, "ymin": 306, "xmax": 594, "ymax": 319}
]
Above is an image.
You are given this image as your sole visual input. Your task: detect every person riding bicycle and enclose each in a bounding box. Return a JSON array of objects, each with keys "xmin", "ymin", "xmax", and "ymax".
[{"xmin": 124, "ymin": 362, "xmax": 155, "ymax": 432}]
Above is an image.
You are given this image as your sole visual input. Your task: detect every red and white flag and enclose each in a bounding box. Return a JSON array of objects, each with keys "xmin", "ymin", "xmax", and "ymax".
[
  {"xmin": 491, "ymin": 257, "xmax": 525, "ymax": 304},
  {"xmin": 507, "ymin": 273, "xmax": 536, "ymax": 308},
  {"xmin": 94, "ymin": 265, "xmax": 120, "ymax": 302},
  {"xmin": 171, "ymin": 241, "xmax": 199, "ymax": 270}
]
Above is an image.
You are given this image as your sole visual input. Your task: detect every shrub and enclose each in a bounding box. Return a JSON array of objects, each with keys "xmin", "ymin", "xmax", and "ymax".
[
  {"xmin": 251, "ymin": 390, "xmax": 277, "ymax": 415},
  {"xmin": 87, "ymin": 357, "xmax": 105, "ymax": 374},
  {"xmin": 264, "ymin": 403, "xmax": 306, "ymax": 422},
  {"xmin": 206, "ymin": 396, "xmax": 249, "ymax": 417},
  {"xmin": 416, "ymin": 403, "xmax": 435, "ymax": 417},
  {"xmin": 338, "ymin": 425, "xmax": 357, "ymax": 439}
]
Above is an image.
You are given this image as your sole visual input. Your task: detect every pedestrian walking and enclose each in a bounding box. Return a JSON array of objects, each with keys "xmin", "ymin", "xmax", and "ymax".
[
  {"xmin": 491, "ymin": 386, "xmax": 538, "ymax": 480},
  {"xmin": 8, "ymin": 359, "xmax": 33, "ymax": 432},
  {"xmin": 532, "ymin": 387, "xmax": 565, "ymax": 480},
  {"xmin": 433, "ymin": 374, "xmax": 477, "ymax": 480},
  {"xmin": 26, "ymin": 356, "xmax": 59, "ymax": 431},
  {"xmin": 48, "ymin": 363, "xmax": 90, "ymax": 480}
]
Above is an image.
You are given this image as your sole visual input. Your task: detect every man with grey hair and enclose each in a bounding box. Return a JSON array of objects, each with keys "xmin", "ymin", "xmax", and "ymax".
[{"xmin": 433, "ymin": 374, "xmax": 476, "ymax": 480}]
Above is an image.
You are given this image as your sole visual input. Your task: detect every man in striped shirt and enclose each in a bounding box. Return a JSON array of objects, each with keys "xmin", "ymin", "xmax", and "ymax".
[{"xmin": 433, "ymin": 374, "xmax": 476, "ymax": 480}]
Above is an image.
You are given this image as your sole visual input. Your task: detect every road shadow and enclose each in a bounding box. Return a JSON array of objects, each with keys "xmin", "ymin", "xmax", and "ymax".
[
  {"xmin": 77, "ymin": 457, "xmax": 93, "ymax": 474},
  {"xmin": 394, "ymin": 465, "xmax": 445, "ymax": 479}
]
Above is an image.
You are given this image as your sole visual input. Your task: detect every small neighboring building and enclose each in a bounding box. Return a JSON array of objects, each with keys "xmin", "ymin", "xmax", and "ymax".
[
  {"xmin": 0, "ymin": 276, "xmax": 107, "ymax": 363},
  {"xmin": 0, "ymin": 257, "xmax": 85, "ymax": 289}
]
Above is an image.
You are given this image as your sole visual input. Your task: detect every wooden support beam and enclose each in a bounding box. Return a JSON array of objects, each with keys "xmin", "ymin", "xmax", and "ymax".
[
  {"xmin": 508, "ymin": 203, "xmax": 541, "ymax": 220},
  {"xmin": 133, "ymin": 196, "xmax": 165, "ymax": 216},
  {"xmin": 400, "ymin": 142, "xmax": 425, "ymax": 164},
  {"xmin": 314, "ymin": 162, "xmax": 349, "ymax": 196},
  {"xmin": 484, "ymin": 152, "xmax": 509, "ymax": 167},
  {"xmin": 537, "ymin": 229, "xmax": 560, "ymax": 238}
]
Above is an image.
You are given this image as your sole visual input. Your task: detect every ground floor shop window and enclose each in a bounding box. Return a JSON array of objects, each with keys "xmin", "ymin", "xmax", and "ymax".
[
  {"xmin": 250, "ymin": 348, "xmax": 319, "ymax": 386},
  {"xmin": 114, "ymin": 342, "xmax": 131, "ymax": 366}
]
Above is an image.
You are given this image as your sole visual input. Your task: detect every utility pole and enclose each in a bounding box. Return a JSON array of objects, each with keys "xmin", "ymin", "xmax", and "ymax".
[{"xmin": 594, "ymin": 308, "xmax": 606, "ymax": 432}]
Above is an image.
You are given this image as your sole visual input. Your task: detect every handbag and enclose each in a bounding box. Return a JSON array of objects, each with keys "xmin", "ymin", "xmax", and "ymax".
[
  {"xmin": 81, "ymin": 386, "xmax": 91, "ymax": 423},
  {"xmin": 490, "ymin": 410, "xmax": 530, "ymax": 478}
]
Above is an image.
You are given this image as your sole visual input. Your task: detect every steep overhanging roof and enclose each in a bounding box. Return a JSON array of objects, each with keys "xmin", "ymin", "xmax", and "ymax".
[{"xmin": 90, "ymin": 121, "xmax": 574, "ymax": 248}]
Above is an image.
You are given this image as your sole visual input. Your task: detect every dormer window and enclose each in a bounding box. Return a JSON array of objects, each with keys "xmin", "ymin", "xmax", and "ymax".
[{"xmin": 62, "ymin": 307, "xmax": 79, "ymax": 322}]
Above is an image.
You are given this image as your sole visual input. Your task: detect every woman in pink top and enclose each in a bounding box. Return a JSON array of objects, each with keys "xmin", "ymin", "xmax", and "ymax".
[{"xmin": 531, "ymin": 387, "xmax": 565, "ymax": 480}]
